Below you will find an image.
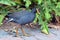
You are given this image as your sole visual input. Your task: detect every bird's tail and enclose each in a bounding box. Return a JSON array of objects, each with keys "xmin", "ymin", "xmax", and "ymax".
[{"xmin": 5, "ymin": 18, "xmax": 14, "ymax": 23}]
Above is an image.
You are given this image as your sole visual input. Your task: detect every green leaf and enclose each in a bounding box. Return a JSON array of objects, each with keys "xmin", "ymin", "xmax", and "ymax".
[
  {"xmin": 55, "ymin": 9, "xmax": 60, "ymax": 16},
  {"xmin": 38, "ymin": 14, "xmax": 43, "ymax": 25},
  {"xmin": 52, "ymin": 0, "xmax": 57, "ymax": 2},
  {"xmin": 0, "ymin": 0, "xmax": 16, "ymax": 6},
  {"xmin": 23, "ymin": 0, "xmax": 31, "ymax": 8},
  {"xmin": 33, "ymin": 13, "xmax": 39, "ymax": 24},
  {"xmin": 45, "ymin": 8, "xmax": 51, "ymax": 21},
  {"xmin": 14, "ymin": 0, "xmax": 21, "ymax": 4},
  {"xmin": 56, "ymin": 2, "xmax": 60, "ymax": 8},
  {"xmin": 0, "ymin": 11, "xmax": 8, "ymax": 26},
  {"xmin": 56, "ymin": 12, "xmax": 60, "ymax": 16},
  {"xmin": 38, "ymin": 12, "xmax": 49, "ymax": 34},
  {"xmin": 0, "ymin": 15, "xmax": 4, "ymax": 26},
  {"xmin": 41, "ymin": 21, "xmax": 49, "ymax": 34},
  {"xmin": 37, "ymin": 0, "xmax": 42, "ymax": 4}
]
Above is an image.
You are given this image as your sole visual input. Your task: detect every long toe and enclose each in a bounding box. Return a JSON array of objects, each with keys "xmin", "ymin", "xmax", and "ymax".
[{"xmin": 23, "ymin": 33, "xmax": 32, "ymax": 37}]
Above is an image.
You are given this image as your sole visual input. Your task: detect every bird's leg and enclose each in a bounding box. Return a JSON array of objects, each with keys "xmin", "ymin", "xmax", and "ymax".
[
  {"xmin": 25, "ymin": 23, "xmax": 33, "ymax": 28},
  {"xmin": 15, "ymin": 27, "xmax": 19, "ymax": 37},
  {"xmin": 29, "ymin": 23, "xmax": 33, "ymax": 28},
  {"xmin": 21, "ymin": 26, "xmax": 27, "ymax": 36},
  {"xmin": 25, "ymin": 24, "xmax": 30, "ymax": 28},
  {"xmin": 28, "ymin": 23, "xmax": 35, "ymax": 28},
  {"xmin": 20, "ymin": 26, "xmax": 31, "ymax": 36},
  {"xmin": 14, "ymin": 24, "xmax": 20, "ymax": 37}
]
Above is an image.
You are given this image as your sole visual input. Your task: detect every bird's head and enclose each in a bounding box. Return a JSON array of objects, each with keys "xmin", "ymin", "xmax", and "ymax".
[{"xmin": 31, "ymin": 8, "xmax": 36, "ymax": 13}]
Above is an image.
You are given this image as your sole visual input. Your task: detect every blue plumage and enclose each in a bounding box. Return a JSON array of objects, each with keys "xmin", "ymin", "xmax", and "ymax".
[{"xmin": 7, "ymin": 8, "xmax": 36, "ymax": 25}]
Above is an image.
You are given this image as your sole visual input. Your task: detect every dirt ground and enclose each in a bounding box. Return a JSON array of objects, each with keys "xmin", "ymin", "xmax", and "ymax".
[{"xmin": 0, "ymin": 22, "xmax": 60, "ymax": 40}]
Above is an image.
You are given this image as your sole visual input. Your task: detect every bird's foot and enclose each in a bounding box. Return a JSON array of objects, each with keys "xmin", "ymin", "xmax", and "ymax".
[
  {"xmin": 14, "ymin": 35, "xmax": 19, "ymax": 37},
  {"xmin": 23, "ymin": 33, "xmax": 32, "ymax": 37}
]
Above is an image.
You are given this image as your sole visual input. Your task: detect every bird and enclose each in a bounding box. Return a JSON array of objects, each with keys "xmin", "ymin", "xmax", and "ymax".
[{"xmin": 6, "ymin": 8, "xmax": 36, "ymax": 37}]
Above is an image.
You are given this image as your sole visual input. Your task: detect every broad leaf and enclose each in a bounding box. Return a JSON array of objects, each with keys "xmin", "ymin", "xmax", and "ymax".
[
  {"xmin": 0, "ymin": 0, "xmax": 16, "ymax": 6},
  {"xmin": 23, "ymin": 0, "xmax": 31, "ymax": 8},
  {"xmin": 45, "ymin": 8, "xmax": 51, "ymax": 21},
  {"xmin": 41, "ymin": 21, "xmax": 49, "ymax": 34},
  {"xmin": 56, "ymin": 2, "xmax": 60, "ymax": 8}
]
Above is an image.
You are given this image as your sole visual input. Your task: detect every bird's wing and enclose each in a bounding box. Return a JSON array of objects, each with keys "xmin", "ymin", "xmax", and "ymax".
[
  {"xmin": 15, "ymin": 13, "xmax": 34, "ymax": 24},
  {"xmin": 11, "ymin": 10, "xmax": 29, "ymax": 18}
]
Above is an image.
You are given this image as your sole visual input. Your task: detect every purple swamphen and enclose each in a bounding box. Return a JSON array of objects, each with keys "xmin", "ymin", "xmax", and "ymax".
[{"xmin": 6, "ymin": 8, "xmax": 36, "ymax": 36}]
